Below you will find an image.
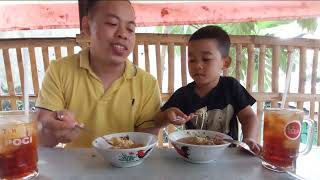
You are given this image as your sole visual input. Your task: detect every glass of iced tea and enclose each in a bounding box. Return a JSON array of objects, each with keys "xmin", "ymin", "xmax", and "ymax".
[
  {"xmin": 262, "ymin": 108, "xmax": 315, "ymax": 172},
  {"xmin": 0, "ymin": 111, "xmax": 38, "ymax": 179}
]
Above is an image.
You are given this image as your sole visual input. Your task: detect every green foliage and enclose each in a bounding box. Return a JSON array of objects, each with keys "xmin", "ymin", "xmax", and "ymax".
[{"xmin": 297, "ymin": 18, "xmax": 318, "ymax": 32}]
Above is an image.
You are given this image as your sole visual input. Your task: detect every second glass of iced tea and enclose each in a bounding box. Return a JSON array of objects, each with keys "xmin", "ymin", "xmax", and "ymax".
[
  {"xmin": 262, "ymin": 108, "xmax": 315, "ymax": 172},
  {"xmin": 0, "ymin": 111, "xmax": 38, "ymax": 179}
]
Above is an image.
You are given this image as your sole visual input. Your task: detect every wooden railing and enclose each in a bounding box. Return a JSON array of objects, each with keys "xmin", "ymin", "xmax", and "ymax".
[{"xmin": 1, "ymin": 33, "xmax": 320, "ymax": 146}]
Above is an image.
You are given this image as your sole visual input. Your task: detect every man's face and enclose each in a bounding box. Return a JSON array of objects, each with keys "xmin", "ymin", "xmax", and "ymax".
[
  {"xmin": 188, "ymin": 39, "xmax": 226, "ymax": 86},
  {"xmin": 87, "ymin": 1, "xmax": 136, "ymax": 65}
]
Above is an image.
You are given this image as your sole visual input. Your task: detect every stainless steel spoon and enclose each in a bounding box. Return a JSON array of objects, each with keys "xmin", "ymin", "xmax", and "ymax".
[{"xmin": 222, "ymin": 139, "xmax": 306, "ymax": 180}]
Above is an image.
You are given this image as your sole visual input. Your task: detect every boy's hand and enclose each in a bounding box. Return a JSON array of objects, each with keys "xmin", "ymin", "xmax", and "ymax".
[
  {"xmin": 243, "ymin": 138, "xmax": 262, "ymax": 155},
  {"xmin": 164, "ymin": 107, "xmax": 193, "ymax": 125}
]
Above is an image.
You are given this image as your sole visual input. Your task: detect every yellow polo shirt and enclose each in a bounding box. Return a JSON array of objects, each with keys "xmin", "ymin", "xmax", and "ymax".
[{"xmin": 36, "ymin": 48, "xmax": 161, "ymax": 147}]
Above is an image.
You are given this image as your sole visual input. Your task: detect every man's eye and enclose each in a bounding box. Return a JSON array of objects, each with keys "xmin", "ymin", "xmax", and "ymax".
[
  {"xmin": 127, "ymin": 28, "xmax": 135, "ymax": 33},
  {"xmin": 105, "ymin": 22, "xmax": 117, "ymax": 26}
]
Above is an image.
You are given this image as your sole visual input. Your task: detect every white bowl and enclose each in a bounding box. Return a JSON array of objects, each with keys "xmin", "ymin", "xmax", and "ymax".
[
  {"xmin": 92, "ymin": 132, "xmax": 157, "ymax": 168},
  {"xmin": 168, "ymin": 130, "xmax": 232, "ymax": 164}
]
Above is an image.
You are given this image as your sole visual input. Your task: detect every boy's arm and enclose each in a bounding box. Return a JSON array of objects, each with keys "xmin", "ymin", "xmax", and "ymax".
[{"xmin": 237, "ymin": 105, "xmax": 258, "ymax": 140}]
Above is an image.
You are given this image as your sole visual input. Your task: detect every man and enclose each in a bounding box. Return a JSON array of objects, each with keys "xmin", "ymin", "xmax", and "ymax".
[{"xmin": 36, "ymin": 0, "xmax": 161, "ymax": 148}]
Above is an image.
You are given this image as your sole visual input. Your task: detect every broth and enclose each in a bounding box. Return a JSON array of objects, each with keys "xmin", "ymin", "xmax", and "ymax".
[{"xmin": 177, "ymin": 136, "xmax": 224, "ymax": 145}]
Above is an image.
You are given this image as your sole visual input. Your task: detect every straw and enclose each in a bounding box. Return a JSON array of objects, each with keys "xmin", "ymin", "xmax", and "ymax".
[
  {"xmin": 23, "ymin": 58, "xmax": 29, "ymax": 116},
  {"xmin": 281, "ymin": 57, "xmax": 294, "ymax": 109}
]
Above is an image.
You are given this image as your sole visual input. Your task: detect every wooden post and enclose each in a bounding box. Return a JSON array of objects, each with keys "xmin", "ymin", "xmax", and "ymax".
[
  {"xmin": 310, "ymin": 48, "xmax": 318, "ymax": 119},
  {"xmin": 156, "ymin": 42, "xmax": 163, "ymax": 92},
  {"xmin": 246, "ymin": 44, "xmax": 254, "ymax": 92},
  {"xmin": 3, "ymin": 49, "xmax": 16, "ymax": 110},
  {"xmin": 257, "ymin": 45, "xmax": 266, "ymax": 143},
  {"xmin": 16, "ymin": 48, "xmax": 24, "ymax": 97},
  {"xmin": 168, "ymin": 43, "xmax": 175, "ymax": 94},
  {"xmin": 235, "ymin": 44, "xmax": 242, "ymax": 81},
  {"xmin": 133, "ymin": 44, "xmax": 138, "ymax": 66},
  {"xmin": 144, "ymin": 43, "xmax": 150, "ymax": 73},
  {"xmin": 180, "ymin": 45, "xmax": 187, "ymax": 86},
  {"xmin": 271, "ymin": 45, "xmax": 280, "ymax": 108},
  {"xmin": 42, "ymin": 47, "xmax": 50, "ymax": 71},
  {"xmin": 54, "ymin": 46, "xmax": 62, "ymax": 60},
  {"xmin": 28, "ymin": 47, "xmax": 40, "ymax": 96},
  {"xmin": 297, "ymin": 47, "xmax": 306, "ymax": 110},
  {"xmin": 67, "ymin": 46, "xmax": 74, "ymax": 56}
]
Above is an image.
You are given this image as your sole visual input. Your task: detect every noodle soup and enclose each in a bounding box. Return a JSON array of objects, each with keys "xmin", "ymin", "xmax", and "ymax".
[
  {"xmin": 109, "ymin": 136, "xmax": 144, "ymax": 149},
  {"xmin": 169, "ymin": 130, "xmax": 232, "ymax": 163},
  {"xmin": 177, "ymin": 136, "xmax": 225, "ymax": 145}
]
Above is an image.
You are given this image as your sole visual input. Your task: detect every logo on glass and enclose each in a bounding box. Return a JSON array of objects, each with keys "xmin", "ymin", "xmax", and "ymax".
[{"xmin": 284, "ymin": 120, "xmax": 301, "ymax": 140}]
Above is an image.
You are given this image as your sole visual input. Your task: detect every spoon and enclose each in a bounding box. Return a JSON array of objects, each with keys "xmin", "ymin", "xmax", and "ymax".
[{"xmin": 222, "ymin": 139, "xmax": 305, "ymax": 180}]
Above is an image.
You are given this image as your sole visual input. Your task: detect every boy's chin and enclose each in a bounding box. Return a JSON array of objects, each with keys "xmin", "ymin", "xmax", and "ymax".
[{"xmin": 194, "ymin": 81, "xmax": 208, "ymax": 86}]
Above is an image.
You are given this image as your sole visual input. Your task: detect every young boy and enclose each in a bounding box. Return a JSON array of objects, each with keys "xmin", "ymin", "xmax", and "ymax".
[{"xmin": 155, "ymin": 26, "xmax": 261, "ymax": 154}]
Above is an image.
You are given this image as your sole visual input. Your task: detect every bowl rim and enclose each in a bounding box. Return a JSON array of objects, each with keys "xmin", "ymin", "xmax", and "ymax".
[
  {"xmin": 168, "ymin": 129, "xmax": 232, "ymax": 148},
  {"xmin": 92, "ymin": 132, "xmax": 158, "ymax": 152}
]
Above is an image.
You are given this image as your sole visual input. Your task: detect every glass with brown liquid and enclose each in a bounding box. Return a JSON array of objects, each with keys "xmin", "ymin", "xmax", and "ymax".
[
  {"xmin": 262, "ymin": 108, "xmax": 315, "ymax": 172},
  {"xmin": 0, "ymin": 111, "xmax": 38, "ymax": 179}
]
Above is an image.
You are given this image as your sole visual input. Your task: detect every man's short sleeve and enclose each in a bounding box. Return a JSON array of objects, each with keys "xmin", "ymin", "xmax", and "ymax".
[
  {"xmin": 36, "ymin": 61, "xmax": 64, "ymax": 111},
  {"xmin": 135, "ymin": 79, "xmax": 161, "ymax": 129}
]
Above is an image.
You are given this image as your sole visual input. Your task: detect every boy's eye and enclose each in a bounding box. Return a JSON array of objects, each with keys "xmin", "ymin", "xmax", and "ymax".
[
  {"xmin": 203, "ymin": 58, "xmax": 212, "ymax": 62},
  {"xmin": 188, "ymin": 59, "xmax": 195, "ymax": 63}
]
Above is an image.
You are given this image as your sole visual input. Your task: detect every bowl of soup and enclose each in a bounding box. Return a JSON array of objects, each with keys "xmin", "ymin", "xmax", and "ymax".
[
  {"xmin": 168, "ymin": 130, "xmax": 232, "ymax": 163},
  {"xmin": 92, "ymin": 132, "xmax": 157, "ymax": 168}
]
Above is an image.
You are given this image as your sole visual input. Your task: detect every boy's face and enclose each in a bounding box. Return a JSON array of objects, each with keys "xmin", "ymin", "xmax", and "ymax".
[
  {"xmin": 188, "ymin": 39, "xmax": 230, "ymax": 86},
  {"xmin": 84, "ymin": 1, "xmax": 136, "ymax": 65}
]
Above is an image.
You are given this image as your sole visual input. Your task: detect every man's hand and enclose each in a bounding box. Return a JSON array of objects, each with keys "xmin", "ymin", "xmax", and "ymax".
[{"xmin": 38, "ymin": 109, "xmax": 81, "ymax": 146}]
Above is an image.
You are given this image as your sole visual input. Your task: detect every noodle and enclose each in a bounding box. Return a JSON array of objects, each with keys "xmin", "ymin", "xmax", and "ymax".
[
  {"xmin": 177, "ymin": 136, "xmax": 225, "ymax": 145},
  {"xmin": 108, "ymin": 136, "xmax": 144, "ymax": 149}
]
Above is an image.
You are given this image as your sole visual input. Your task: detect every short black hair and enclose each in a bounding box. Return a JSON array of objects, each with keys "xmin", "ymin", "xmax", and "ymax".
[
  {"xmin": 86, "ymin": 0, "xmax": 132, "ymax": 18},
  {"xmin": 189, "ymin": 26, "xmax": 231, "ymax": 58}
]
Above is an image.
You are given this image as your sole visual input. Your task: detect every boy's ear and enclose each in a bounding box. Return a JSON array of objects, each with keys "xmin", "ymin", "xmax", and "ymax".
[
  {"xmin": 223, "ymin": 56, "xmax": 232, "ymax": 69},
  {"xmin": 81, "ymin": 16, "xmax": 91, "ymax": 37}
]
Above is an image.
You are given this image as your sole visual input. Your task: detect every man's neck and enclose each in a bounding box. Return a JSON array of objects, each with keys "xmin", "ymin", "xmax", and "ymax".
[{"xmin": 89, "ymin": 53, "xmax": 126, "ymax": 90}]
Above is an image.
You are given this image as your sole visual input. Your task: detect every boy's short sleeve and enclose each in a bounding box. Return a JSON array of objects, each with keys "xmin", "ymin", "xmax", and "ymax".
[
  {"xmin": 231, "ymin": 78, "xmax": 256, "ymax": 114},
  {"xmin": 161, "ymin": 88, "xmax": 184, "ymax": 112},
  {"xmin": 36, "ymin": 61, "xmax": 64, "ymax": 111},
  {"xmin": 134, "ymin": 80, "xmax": 161, "ymax": 129}
]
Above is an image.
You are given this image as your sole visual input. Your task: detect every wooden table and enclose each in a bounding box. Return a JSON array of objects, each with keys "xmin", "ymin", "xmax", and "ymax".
[{"xmin": 35, "ymin": 146, "xmax": 317, "ymax": 180}]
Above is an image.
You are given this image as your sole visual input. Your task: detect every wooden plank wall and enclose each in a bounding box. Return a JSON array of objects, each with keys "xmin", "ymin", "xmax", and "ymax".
[{"xmin": 1, "ymin": 34, "xmax": 320, "ymax": 146}]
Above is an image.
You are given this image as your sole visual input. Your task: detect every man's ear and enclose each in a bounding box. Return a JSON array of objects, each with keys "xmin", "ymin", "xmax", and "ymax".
[
  {"xmin": 223, "ymin": 56, "xmax": 232, "ymax": 69},
  {"xmin": 81, "ymin": 16, "xmax": 91, "ymax": 36}
]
